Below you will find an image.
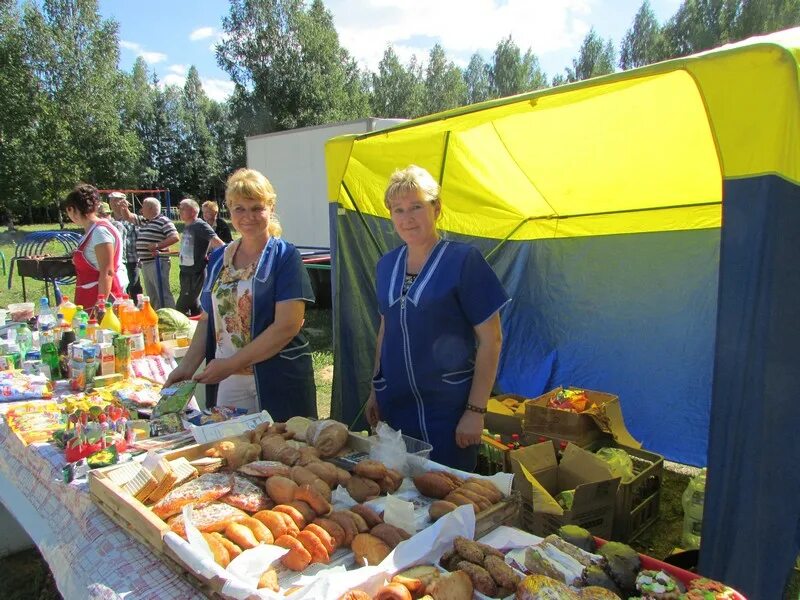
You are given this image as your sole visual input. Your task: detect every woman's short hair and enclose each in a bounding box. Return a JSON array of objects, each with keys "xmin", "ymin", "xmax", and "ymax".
[
  {"xmin": 63, "ymin": 184, "xmax": 100, "ymax": 216},
  {"xmin": 226, "ymin": 168, "xmax": 282, "ymax": 237},
  {"xmin": 202, "ymin": 200, "xmax": 219, "ymax": 213},
  {"xmin": 384, "ymin": 165, "xmax": 440, "ymax": 209}
]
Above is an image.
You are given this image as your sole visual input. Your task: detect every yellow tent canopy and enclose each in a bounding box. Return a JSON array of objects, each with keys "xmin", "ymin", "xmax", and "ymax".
[{"xmin": 326, "ymin": 28, "xmax": 800, "ymax": 241}]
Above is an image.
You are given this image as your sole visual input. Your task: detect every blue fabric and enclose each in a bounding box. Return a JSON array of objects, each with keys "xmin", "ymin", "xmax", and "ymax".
[
  {"xmin": 200, "ymin": 239, "xmax": 317, "ymax": 421},
  {"xmin": 373, "ymin": 240, "xmax": 509, "ymax": 470},
  {"xmin": 333, "ymin": 219, "xmax": 720, "ymax": 465},
  {"xmin": 700, "ymin": 175, "xmax": 800, "ymax": 600}
]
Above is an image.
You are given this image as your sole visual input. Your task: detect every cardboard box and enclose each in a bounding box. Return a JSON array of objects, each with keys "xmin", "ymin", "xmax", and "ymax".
[
  {"xmin": 486, "ymin": 393, "xmax": 527, "ymax": 436},
  {"xmin": 523, "ymin": 386, "xmax": 641, "ymax": 448},
  {"xmin": 510, "ymin": 441, "xmax": 620, "ymax": 539}
]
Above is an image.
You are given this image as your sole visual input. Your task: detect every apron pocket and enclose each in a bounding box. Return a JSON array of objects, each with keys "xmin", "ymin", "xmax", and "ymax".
[
  {"xmin": 278, "ymin": 340, "xmax": 311, "ymax": 361},
  {"xmin": 441, "ymin": 367, "xmax": 474, "ymax": 385}
]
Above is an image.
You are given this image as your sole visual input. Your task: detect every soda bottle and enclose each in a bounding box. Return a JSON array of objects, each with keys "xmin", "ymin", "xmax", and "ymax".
[
  {"xmin": 37, "ymin": 297, "xmax": 56, "ymax": 331},
  {"xmin": 100, "ymin": 301, "xmax": 121, "ymax": 333},
  {"xmin": 681, "ymin": 469, "xmax": 707, "ymax": 549},
  {"xmin": 16, "ymin": 324, "xmax": 33, "ymax": 357},
  {"xmin": 94, "ymin": 294, "xmax": 107, "ymax": 322},
  {"xmin": 39, "ymin": 326, "xmax": 60, "ymax": 382},
  {"xmin": 112, "ymin": 294, "xmax": 127, "ymax": 318},
  {"xmin": 71, "ymin": 306, "xmax": 88, "ymax": 331},
  {"xmin": 58, "ymin": 322, "xmax": 76, "ymax": 378},
  {"xmin": 140, "ymin": 296, "xmax": 161, "ymax": 355},
  {"xmin": 58, "ymin": 295, "xmax": 77, "ymax": 324}
]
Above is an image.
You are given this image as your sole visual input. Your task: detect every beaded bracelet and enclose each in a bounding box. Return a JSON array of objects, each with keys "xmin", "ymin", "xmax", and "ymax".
[{"xmin": 465, "ymin": 404, "xmax": 487, "ymax": 414}]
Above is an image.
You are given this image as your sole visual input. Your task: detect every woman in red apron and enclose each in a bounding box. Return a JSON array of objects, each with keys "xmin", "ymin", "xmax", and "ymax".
[{"xmin": 64, "ymin": 185, "xmax": 126, "ymax": 309}]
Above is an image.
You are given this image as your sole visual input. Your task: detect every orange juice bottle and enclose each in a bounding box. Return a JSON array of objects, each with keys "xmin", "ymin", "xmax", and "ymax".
[
  {"xmin": 140, "ymin": 296, "xmax": 161, "ymax": 355},
  {"xmin": 58, "ymin": 295, "xmax": 77, "ymax": 324}
]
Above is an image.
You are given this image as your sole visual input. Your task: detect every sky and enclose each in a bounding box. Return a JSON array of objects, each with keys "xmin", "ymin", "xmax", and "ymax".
[{"xmin": 99, "ymin": 0, "xmax": 683, "ymax": 103}]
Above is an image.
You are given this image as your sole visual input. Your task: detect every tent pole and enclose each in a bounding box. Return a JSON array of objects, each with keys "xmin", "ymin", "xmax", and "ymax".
[
  {"xmin": 485, "ymin": 217, "xmax": 532, "ymax": 260},
  {"xmin": 341, "ymin": 182, "xmax": 386, "ymax": 256},
  {"xmin": 438, "ymin": 131, "xmax": 451, "ymax": 187}
]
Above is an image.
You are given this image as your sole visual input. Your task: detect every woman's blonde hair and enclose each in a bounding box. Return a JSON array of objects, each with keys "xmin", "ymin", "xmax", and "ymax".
[
  {"xmin": 202, "ymin": 200, "xmax": 219, "ymax": 213},
  {"xmin": 384, "ymin": 165, "xmax": 441, "ymax": 210},
  {"xmin": 225, "ymin": 168, "xmax": 282, "ymax": 237}
]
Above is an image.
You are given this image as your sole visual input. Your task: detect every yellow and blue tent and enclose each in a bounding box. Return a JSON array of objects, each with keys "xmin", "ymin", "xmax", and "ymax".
[{"xmin": 325, "ymin": 29, "xmax": 800, "ymax": 598}]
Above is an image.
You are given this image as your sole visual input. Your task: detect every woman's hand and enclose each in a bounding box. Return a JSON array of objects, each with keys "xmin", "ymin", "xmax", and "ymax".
[
  {"xmin": 193, "ymin": 357, "xmax": 238, "ymax": 385},
  {"xmin": 163, "ymin": 364, "xmax": 193, "ymax": 388},
  {"xmin": 365, "ymin": 391, "xmax": 381, "ymax": 427},
  {"xmin": 455, "ymin": 410, "xmax": 484, "ymax": 448}
]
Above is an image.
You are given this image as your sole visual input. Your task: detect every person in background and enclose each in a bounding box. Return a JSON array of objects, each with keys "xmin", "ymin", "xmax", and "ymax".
[
  {"xmin": 164, "ymin": 168, "xmax": 317, "ymax": 420},
  {"xmin": 177, "ymin": 198, "xmax": 225, "ymax": 316},
  {"xmin": 63, "ymin": 184, "xmax": 128, "ymax": 308},
  {"xmin": 117, "ymin": 197, "xmax": 179, "ymax": 309},
  {"xmin": 202, "ymin": 200, "xmax": 233, "ymax": 244},
  {"xmin": 107, "ymin": 193, "xmax": 143, "ymax": 299},
  {"xmin": 364, "ymin": 165, "xmax": 509, "ymax": 471}
]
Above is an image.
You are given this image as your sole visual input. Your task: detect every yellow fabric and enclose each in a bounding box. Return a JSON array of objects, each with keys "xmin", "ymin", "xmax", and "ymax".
[{"xmin": 325, "ymin": 29, "xmax": 800, "ymax": 240}]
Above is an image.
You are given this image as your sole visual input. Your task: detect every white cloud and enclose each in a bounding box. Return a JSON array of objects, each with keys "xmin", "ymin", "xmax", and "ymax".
[
  {"xmin": 162, "ymin": 73, "xmax": 186, "ymax": 87},
  {"xmin": 327, "ymin": 0, "xmax": 593, "ymax": 71},
  {"xmin": 167, "ymin": 64, "xmax": 188, "ymax": 76},
  {"xmin": 190, "ymin": 26, "xmax": 215, "ymax": 41},
  {"xmin": 120, "ymin": 39, "xmax": 167, "ymax": 65},
  {"xmin": 209, "ymin": 32, "xmax": 229, "ymax": 53},
  {"xmin": 202, "ymin": 78, "xmax": 235, "ymax": 102}
]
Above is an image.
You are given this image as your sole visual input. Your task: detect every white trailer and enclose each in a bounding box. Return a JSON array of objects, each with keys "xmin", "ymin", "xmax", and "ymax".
[{"xmin": 245, "ymin": 118, "xmax": 405, "ymax": 251}]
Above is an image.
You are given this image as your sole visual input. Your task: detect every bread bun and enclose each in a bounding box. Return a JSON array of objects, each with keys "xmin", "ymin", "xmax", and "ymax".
[
  {"xmin": 373, "ymin": 582, "xmax": 412, "ymax": 600},
  {"xmin": 296, "ymin": 529, "xmax": 330, "ymax": 564},
  {"xmin": 426, "ymin": 570, "xmax": 473, "ymax": 600},
  {"xmin": 354, "ymin": 459, "xmax": 388, "ymax": 480},
  {"xmin": 224, "ymin": 522, "xmax": 259, "ymax": 550},
  {"xmin": 351, "ymin": 533, "xmax": 391, "ymax": 566},
  {"xmin": 295, "ymin": 483, "xmax": 332, "ymax": 516},
  {"xmin": 413, "ymin": 472, "xmax": 457, "ymax": 499},
  {"xmin": 275, "ymin": 534, "xmax": 312, "ymax": 571},
  {"xmin": 312, "ymin": 517, "xmax": 346, "ymax": 548},
  {"xmin": 273, "ymin": 504, "xmax": 307, "ymax": 529},
  {"xmin": 265, "ymin": 475, "xmax": 297, "ymax": 504},
  {"xmin": 327, "ymin": 511, "xmax": 359, "ymax": 545},
  {"xmin": 346, "ymin": 476, "xmax": 381, "ymax": 502},
  {"xmin": 201, "ymin": 532, "xmax": 230, "ymax": 567},
  {"xmin": 370, "ymin": 523, "xmax": 409, "ymax": 548},
  {"xmin": 428, "ymin": 500, "xmax": 458, "ymax": 521},
  {"xmin": 304, "ymin": 523, "xmax": 337, "ymax": 553},
  {"xmin": 350, "ymin": 504, "xmax": 383, "ymax": 528},
  {"xmin": 305, "ymin": 461, "xmax": 339, "ymax": 488},
  {"xmin": 289, "ymin": 500, "xmax": 317, "ymax": 525}
]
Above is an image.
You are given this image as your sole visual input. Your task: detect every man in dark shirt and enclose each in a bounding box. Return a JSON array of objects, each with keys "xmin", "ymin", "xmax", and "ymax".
[
  {"xmin": 202, "ymin": 200, "xmax": 233, "ymax": 244},
  {"xmin": 177, "ymin": 199, "xmax": 224, "ymax": 315}
]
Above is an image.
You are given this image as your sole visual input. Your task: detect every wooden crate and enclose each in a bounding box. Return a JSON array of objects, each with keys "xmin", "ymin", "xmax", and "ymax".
[{"xmin": 475, "ymin": 491, "xmax": 521, "ymax": 539}]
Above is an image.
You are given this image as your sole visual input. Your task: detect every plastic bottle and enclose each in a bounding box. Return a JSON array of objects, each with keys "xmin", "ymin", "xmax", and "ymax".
[
  {"xmin": 100, "ymin": 301, "xmax": 121, "ymax": 333},
  {"xmin": 112, "ymin": 294, "xmax": 128, "ymax": 318},
  {"xmin": 76, "ymin": 323, "xmax": 88, "ymax": 341},
  {"xmin": 37, "ymin": 297, "xmax": 56, "ymax": 331},
  {"xmin": 57, "ymin": 322, "xmax": 76, "ymax": 378},
  {"xmin": 39, "ymin": 326, "xmax": 60, "ymax": 382},
  {"xmin": 58, "ymin": 296, "xmax": 77, "ymax": 324},
  {"xmin": 120, "ymin": 301, "xmax": 142, "ymax": 335},
  {"xmin": 16, "ymin": 324, "xmax": 33, "ymax": 357},
  {"xmin": 94, "ymin": 294, "xmax": 107, "ymax": 322},
  {"xmin": 139, "ymin": 296, "xmax": 161, "ymax": 355},
  {"xmin": 681, "ymin": 469, "xmax": 707, "ymax": 549},
  {"xmin": 71, "ymin": 306, "xmax": 88, "ymax": 332},
  {"xmin": 86, "ymin": 318, "xmax": 99, "ymax": 342},
  {"xmin": 55, "ymin": 313, "xmax": 68, "ymax": 343}
]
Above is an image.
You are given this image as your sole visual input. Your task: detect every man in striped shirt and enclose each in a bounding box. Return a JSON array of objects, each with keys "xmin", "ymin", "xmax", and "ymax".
[{"xmin": 118, "ymin": 197, "xmax": 179, "ymax": 309}]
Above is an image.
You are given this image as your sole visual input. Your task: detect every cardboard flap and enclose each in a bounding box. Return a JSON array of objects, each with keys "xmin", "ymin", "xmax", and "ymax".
[
  {"xmin": 571, "ymin": 477, "xmax": 621, "ymax": 509},
  {"xmin": 587, "ymin": 399, "xmax": 641, "ymax": 448},
  {"xmin": 518, "ymin": 462, "xmax": 564, "ymax": 516},
  {"xmin": 510, "ymin": 440, "xmax": 557, "ymax": 473},
  {"xmin": 559, "ymin": 443, "xmax": 615, "ymax": 486}
]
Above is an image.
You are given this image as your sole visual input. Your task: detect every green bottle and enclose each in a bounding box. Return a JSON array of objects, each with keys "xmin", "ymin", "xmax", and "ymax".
[{"xmin": 39, "ymin": 326, "xmax": 60, "ymax": 382}]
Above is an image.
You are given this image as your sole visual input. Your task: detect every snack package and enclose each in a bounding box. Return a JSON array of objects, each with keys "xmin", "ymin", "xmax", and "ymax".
[{"xmin": 153, "ymin": 380, "xmax": 197, "ymax": 417}]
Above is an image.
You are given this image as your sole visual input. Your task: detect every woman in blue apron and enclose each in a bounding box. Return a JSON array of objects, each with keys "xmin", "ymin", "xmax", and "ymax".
[
  {"xmin": 164, "ymin": 168, "xmax": 317, "ymax": 422},
  {"xmin": 365, "ymin": 165, "xmax": 509, "ymax": 471}
]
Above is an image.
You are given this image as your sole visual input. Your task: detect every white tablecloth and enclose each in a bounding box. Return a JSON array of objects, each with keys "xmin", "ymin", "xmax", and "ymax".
[{"xmin": 0, "ymin": 401, "xmax": 204, "ymax": 600}]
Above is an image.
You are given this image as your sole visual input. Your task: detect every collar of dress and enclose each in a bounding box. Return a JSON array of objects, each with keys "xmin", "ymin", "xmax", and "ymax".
[
  {"xmin": 222, "ymin": 237, "xmax": 278, "ymax": 283},
  {"xmin": 388, "ymin": 239, "xmax": 449, "ymax": 308}
]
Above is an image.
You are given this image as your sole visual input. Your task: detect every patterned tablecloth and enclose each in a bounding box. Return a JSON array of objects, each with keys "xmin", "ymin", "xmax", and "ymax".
[{"xmin": 0, "ymin": 401, "xmax": 204, "ymax": 600}]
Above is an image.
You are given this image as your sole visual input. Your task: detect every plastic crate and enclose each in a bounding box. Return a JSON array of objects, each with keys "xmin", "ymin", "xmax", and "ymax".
[
  {"xmin": 588, "ymin": 440, "xmax": 664, "ymax": 542},
  {"xmin": 368, "ymin": 432, "xmax": 433, "ymax": 458}
]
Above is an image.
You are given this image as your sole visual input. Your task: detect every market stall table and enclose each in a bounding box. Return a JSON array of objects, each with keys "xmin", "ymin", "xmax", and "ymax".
[{"xmin": 0, "ymin": 400, "xmax": 204, "ymax": 599}]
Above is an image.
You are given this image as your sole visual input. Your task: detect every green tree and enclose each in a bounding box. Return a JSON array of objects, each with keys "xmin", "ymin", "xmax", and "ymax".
[
  {"xmin": 149, "ymin": 76, "xmax": 185, "ymax": 192},
  {"xmin": 489, "ymin": 36, "xmax": 547, "ymax": 97},
  {"xmin": 371, "ymin": 45, "xmax": 425, "ymax": 118},
  {"xmin": 620, "ymin": 0, "xmax": 666, "ymax": 69},
  {"xmin": 216, "ymin": 0, "xmax": 368, "ymax": 134},
  {"xmin": 662, "ymin": 0, "xmax": 739, "ymax": 57},
  {"xmin": 424, "ymin": 44, "xmax": 467, "ymax": 114},
  {"xmin": 178, "ymin": 66, "xmax": 221, "ymax": 198},
  {"xmin": 565, "ymin": 28, "xmax": 616, "ymax": 82},
  {"xmin": 735, "ymin": 0, "xmax": 800, "ymax": 38},
  {"xmin": 119, "ymin": 57, "xmax": 154, "ymax": 185},
  {"xmin": 464, "ymin": 53, "xmax": 492, "ymax": 104}
]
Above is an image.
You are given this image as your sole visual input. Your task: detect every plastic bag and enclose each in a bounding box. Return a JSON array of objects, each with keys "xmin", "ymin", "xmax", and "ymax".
[
  {"xmin": 595, "ymin": 447, "xmax": 635, "ymax": 483},
  {"xmin": 369, "ymin": 421, "xmax": 408, "ymax": 473}
]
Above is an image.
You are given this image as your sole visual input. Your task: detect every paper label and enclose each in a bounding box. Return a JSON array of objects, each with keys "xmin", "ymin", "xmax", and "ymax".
[{"xmin": 190, "ymin": 411, "xmax": 273, "ymax": 444}]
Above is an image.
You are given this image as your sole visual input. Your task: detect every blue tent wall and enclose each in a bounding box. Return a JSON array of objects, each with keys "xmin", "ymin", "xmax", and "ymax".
[
  {"xmin": 331, "ymin": 207, "xmax": 720, "ymax": 465},
  {"xmin": 701, "ymin": 175, "xmax": 800, "ymax": 599}
]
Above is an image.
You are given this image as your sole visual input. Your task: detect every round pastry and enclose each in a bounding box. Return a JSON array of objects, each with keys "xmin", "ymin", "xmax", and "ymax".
[
  {"xmin": 354, "ymin": 459, "xmax": 388, "ymax": 481},
  {"xmin": 311, "ymin": 478, "xmax": 333, "ymax": 502},
  {"xmin": 351, "ymin": 533, "xmax": 391, "ymax": 566},
  {"xmin": 484, "ymin": 555, "xmax": 521, "ymax": 589},
  {"xmin": 305, "ymin": 461, "xmax": 339, "ymax": 488},
  {"xmin": 373, "ymin": 582, "xmax": 412, "ymax": 600},
  {"xmin": 239, "ymin": 516, "xmax": 274, "ymax": 544},
  {"xmin": 297, "ymin": 446, "xmax": 321, "ymax": 466},
  {"xmin": 346, "ymin": 476, "xmax": 381, "ymax": 502},
  {"xmin": 252, "ymin": 509, "xmax": 292, "ymax": 539},
  {"xmin": 275, "ymin": 534, "xmax": 312, "ymax": 571},
  {"xmin": 428, "ymin": 500, "xmax": 458, "ymax": 521},
  {"xmin": 201, "ymin": 532, "xmax": 231, "ymax": 567},
  {"xmin": 312, "ymin": 517, "xmax": 346, "ymax": 548},
  {"xmin": 370, "ymin": 523, "xmax": 410, "ymax": 548},
  {"xmin": 336, "ymin": 467, "xmax": 352, "ymax": 487},
  {"xmin": 273, "ymin": 504, "xmax": 307, "ymax": 529},
  {"xmin": 289, "ymin": 500, "xmax": 317, "ymax": 525},
  {"xmin": 296, "ymin": 529, "xmax": 331, "ymax": 564},
  {"xmin": 277, "ymin": 445, "xmax": 301, "ymax": 466},
  {"xmin": 210, "ymin": 532, "xmax": 241, "ymax": 560},
  {"xmin": 351, "ymin": 504, "xmax": 383, "ymax": 528},
  {"xmin": 338, "ymin": 591, "xmax": 371, "ymax": 600},
  {"xmin": 457, "ymin": 560, "xmax": 497, "ymax": 597},
  {"xmin": 412, "ymin": 472, "xmax": 457, "ymax": 499},
  {"xmin": 304, "ymin": 523, "xmax": 337, "ymax": 553},
  {"xmin": 224, "ymin": 522, "xmax": 259, "ymax": 550},
  {"xmin": 265, "ymin": 476, "xmax": 298, "ymax": 505},
  {"xmin": 327, "ymin": 512, "xmax": 359, "ymax": 545},
  {"xmin": 342, "ymin": 509, "xmax": 369, "ymax": 532},
  {"xmin": 295, "ymin": 483, "xmax": 332, "ymax": 515},
  {"xmin": 290, "ymin": 465, "xmax": 322, "ymax": 487}
]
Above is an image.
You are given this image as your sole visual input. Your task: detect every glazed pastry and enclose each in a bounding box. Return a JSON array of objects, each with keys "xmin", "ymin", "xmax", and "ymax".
[
  {"xmin": 275, "ymin": 534, "xmax": 312, "ymax": 571},
  {"xmin": 296, "ymin": 529, "xmax": 331, "ymax": 564},
  {"xmin": 373, "ymin": 582, "xmax": 412, "ymax": 600},
  {"xmin": 351, "ymin": 533, "xmax": 391, "ymax": 566},
  {"xmin": 237, "ymin": 461, "xmax": 290, "ymax": 478},
  {"xmin": 265, "ymin": 475, "xmax": 298, "ymax": 505},
  {"xmin": 167, "ymin": 502, "xmax": 248, "ymax": 537},
  {"xmin": 274, "ymin": 504, "xmax": 308, "ymax": 529},
  {"xmin": 219, "ymin": 475, "xmax": 270, "ymax": 513},
  {"xmin": 225, "ymin": 521, "xmax": 259, "ymax": 549},
  {"xmin": 153, "ymin": 473, "xmax": 235, "ymax": 519},
  {"xmin": 239, "ymin": 516, "xmax": 274, "ymax": 544},
  {"xmin": 304, "ymin": 522, "xmax": 337, "ymax": 553},
  {"xmin": 312, "ymin": 517, "xmax": 346, "ymax": 548},
  {"xmin": 350, "ymin": 503, "xmax": 383, "ymax": 528},
  {"xmin": 211, "ymin": 532, "xmax": 242, "ymax": 560},
  {"xmin": 201, "ymin": 532, "xmax": 230, "ymax": 567}
]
